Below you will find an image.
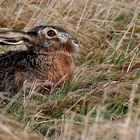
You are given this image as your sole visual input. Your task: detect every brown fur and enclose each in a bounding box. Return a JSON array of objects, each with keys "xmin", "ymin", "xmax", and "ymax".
[
  {"xmin": 48, "ymin": 53, "xmax": 75, "ymax": 84},
  {"xmin": 13, "ymin": 52, "xmax": 75, "ymax": 93}
]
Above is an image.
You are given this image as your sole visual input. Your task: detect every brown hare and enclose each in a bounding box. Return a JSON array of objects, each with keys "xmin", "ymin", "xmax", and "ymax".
[{"xmin": 0, "ymin": 25, "xmax": 80, "ymax": 97}]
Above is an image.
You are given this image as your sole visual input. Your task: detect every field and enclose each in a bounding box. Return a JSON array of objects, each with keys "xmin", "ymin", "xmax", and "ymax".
[{"xmin": 0, "ymin": 0, "xmax": 140, "ymax": 140}]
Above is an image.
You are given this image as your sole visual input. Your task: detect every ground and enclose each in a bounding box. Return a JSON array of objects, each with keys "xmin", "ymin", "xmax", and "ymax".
[{"xmin": 0, "ymin": 0, "xmax": 140, "ymax": 140}]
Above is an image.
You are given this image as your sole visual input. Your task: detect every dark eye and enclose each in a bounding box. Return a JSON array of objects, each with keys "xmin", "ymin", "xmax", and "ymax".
[{"xmin": 47, "ymin": 29, "xmax": 56, "ymax": 37}]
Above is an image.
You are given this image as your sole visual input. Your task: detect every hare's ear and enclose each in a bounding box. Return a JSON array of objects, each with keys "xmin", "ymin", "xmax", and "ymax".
[{"xmin": 0, "ymin": 28, "xmax": 35, "ymax": 46}]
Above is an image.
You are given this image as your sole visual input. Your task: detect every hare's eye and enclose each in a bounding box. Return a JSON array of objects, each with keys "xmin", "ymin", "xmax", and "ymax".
[{"xmin": 47, "ymin": 29, "xmax": 56, "ymax": 37}]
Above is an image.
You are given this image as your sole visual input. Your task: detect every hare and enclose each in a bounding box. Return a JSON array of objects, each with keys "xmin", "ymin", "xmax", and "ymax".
[{"xmin": 0, "ymin": 25, "xmax": 80, "ymax": 97}]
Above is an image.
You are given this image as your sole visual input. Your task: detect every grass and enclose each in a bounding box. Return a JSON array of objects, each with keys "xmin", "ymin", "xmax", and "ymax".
[{"xmin": 1, "ymin": 0, "xmax": 140, "ymax": 139}]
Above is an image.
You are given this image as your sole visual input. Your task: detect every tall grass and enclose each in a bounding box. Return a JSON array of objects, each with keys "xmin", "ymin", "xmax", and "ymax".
[{"xmin": 1, "ymin": 0, "xmax": 140, "ymax": 139}]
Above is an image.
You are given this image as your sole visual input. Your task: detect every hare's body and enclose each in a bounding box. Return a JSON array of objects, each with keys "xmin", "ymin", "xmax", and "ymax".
[
  {"xmin": 0, "ymin": 50, "xmax": 75, "ymax": 94},
  {"xmin": 0, "ymin": 25, "xmax": 79, "ymax": 96}
]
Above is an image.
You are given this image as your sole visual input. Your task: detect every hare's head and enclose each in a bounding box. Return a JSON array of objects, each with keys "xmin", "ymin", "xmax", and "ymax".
[{"xmin": 0, "ymin": 25, "xmax": 80, "ymax": 55}]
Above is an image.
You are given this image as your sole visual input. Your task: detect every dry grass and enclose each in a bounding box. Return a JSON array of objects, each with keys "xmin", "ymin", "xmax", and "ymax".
[{"xmin": 1, "ymin": 0, "xmax": 140, "ymax": 139}]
